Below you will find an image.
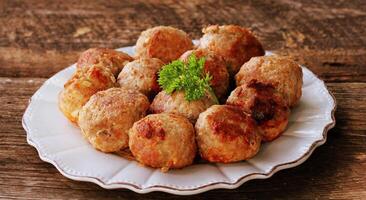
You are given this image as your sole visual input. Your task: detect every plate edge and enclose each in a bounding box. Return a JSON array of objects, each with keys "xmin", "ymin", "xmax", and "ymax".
[{"xmin": 21, "ymin": 54, "xmax": 337, "ymax": 196}]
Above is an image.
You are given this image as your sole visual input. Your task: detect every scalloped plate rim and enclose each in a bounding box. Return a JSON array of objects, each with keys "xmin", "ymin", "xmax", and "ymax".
[{"xmin": 22, "ymin": 46, "xmax": 336, "ymax": 195}]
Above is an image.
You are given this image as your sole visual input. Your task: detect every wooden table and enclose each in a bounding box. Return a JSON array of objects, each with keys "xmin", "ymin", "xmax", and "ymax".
[{"xmin": 1, "ymin": 0, "xmax": 365, "ymax": 199}]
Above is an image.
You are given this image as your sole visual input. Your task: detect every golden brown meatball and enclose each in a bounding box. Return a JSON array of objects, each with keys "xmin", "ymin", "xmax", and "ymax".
[
  {"xmin": 150, "ymin": 90, "xmax": 217, "ymax": 123},
  {"xmin": 198, "ymin": 25, "xmax": 264, "ymax": 75},
  {"xmin": 227, "ymin": 80, "xmax": 290, "ymax": 142},
  {"xmin": 195, "ymin": 105, "xmax": 261, "ymax": 163},
  {"xmin": 78, "ymin": 88, "xmax": 149, "ymax": 152},
  {"xmin": 135, "ymin": 26, "xmax": 193, "ymax": 63},
  {"xmin": 179, "ymin": 49, "xmax": 229, "ymax": 100},
  {"xmin": 235, "ymin": 55, "xmax": 303, "ymax": 107},
  {"xmin": 77, "ymin": 48, "xmax": 133, "ymax": 76},
  {"xmin": 58, "ymin": 64, "xmax": 116, "ymax": 123},
  {"xmin": 129, "ymin": 113, "xmax": 196, "ymax": 171},
  {"xmin": 117, "ymin": 57, "xmax": 164, "ymax": 98}
]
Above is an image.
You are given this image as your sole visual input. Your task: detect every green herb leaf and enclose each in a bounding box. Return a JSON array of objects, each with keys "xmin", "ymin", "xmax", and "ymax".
[{"xmin": 158, "ymin": 54, "xmax": 218, "ymax": 103}]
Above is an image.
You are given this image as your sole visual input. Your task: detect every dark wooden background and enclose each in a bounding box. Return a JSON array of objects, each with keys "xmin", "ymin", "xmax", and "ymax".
[{"xmin": 1, "ymin": 0, "xmax": 365, "ymax": 199}]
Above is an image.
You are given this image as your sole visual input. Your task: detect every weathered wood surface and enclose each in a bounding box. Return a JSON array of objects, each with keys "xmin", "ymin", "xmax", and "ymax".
[
  {"xmin": 1, "ymin": 0, "xmax": 365, "ymax": 81},
  {"xmin": 0, "ymin": 0, "xmax": 365, "ymax": 199}
]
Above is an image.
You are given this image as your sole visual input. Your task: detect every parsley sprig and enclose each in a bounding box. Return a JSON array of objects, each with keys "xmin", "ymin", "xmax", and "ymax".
[{"xmin": 158, "ymin": 54, "xmax": 218, "ymax": 103}]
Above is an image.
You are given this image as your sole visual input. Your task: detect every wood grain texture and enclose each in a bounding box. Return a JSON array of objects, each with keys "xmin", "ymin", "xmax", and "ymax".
[
  {"xmin": 0, "ymin": 0, "xmax": 365, "ymax": 199},
  {"xmin": 0, "ymin": 0, "xmax": 365, "ymax": 80}
]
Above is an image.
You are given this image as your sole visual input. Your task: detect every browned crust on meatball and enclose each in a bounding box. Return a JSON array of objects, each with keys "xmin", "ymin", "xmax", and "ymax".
[
  {"xmin": 135, "ymin": 117, "xmax": 165, "ymax": 140},
  {"xmin": 150, "ymin": 90, "xmax": 217, "ymax": 123},
  {"xmin": 227, "ymin": 80, "xmax": 290, "ymax": 141},
  {"xmin": 77, "ymin": 48, "xmax": 133, "ymax": 76},
  {"xmin": 195, "ymin": 105, "xmax": 261, "ymax": 163},
  {"xmin": 117, "ymin": 57, "xmax": 164, "ymax": 99},
  {"xmin": 129, "ymin": 113, "xmax": 196, "ymax": 171},
  {"xmin": 235, "ymin": 55, "xmax": 303, "ymax": 107},
  {"xmin": 179, "ymin": 49, "xmax": 229, "ymax": 100},
  {"xmin": 135, "ymin": 26, "xmax": 193, "ymax": 63},
  {"xmin": 78, "ymin": 88, "xmax": 149, "ymax": 152},
  {"xmin": 58, "ymin": 64, "xmax": 116, "ymax": 123},
  {"xmin": 199, "ymin": 25, "xmax": 264, "ymax": 75},
  {"xmin": 207, "ymin": 106, "xmax": 255, "ymax": 142}
]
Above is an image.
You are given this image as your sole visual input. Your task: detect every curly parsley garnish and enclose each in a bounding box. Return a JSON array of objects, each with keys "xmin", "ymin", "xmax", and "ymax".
[{"xmin": 158, "ymin": 54, "xmax": 218, "ymax": 103}]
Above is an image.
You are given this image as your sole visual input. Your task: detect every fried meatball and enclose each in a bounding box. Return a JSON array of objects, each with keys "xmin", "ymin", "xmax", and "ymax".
[
  {"xmin": 227, "ymin": 80, "xmax": 290, "ymax": 141},
  {"xmin": 150, "ymin": 90, "xmax": 217, "ymax": 123},
  {"xmin": 195, "ymin": 105, "xmax": 261, "ymax": 163},
  {"xmin": 78, "ymin": 88, "xmax": 149, "ymax": 152},
  {"xmin": 117, "ymin": 57, "xmax": 164, "ymax": 98},
  {"xmin": 77, "ymin": 48, "xmax": 133, "ymax": 76},
  {"xmin": 129, "ymin": 113, "xmax": 196, "ymax": 171},
  {"xmin": 235, "ymin": 55, "xmax": 303, "ymax": 107},
  {"xmin": 180, "ymin": 49, "xmax": 229, "ymax": 100},
  {"xmin": 135, "ymin": 26, "xmax": 193, "ymax": 63},
  {"xmin": 198, "ymin": 25, "xmax": 264, "ymax": 75},
  {"xmin": 59, "ymin": 64, "xmax": 116, "ymax": 123}
]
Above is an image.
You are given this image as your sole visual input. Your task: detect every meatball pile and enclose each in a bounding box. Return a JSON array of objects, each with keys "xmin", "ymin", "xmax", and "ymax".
[{"xmin": 58, "ymin": 25, "xmax": 302, "ymax": 171}]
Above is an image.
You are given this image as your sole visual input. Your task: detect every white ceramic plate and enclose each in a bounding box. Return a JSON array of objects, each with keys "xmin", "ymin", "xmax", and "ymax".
[{"xmin": 23, "ymin": 44, "xmax": 336, "ymax": 195}]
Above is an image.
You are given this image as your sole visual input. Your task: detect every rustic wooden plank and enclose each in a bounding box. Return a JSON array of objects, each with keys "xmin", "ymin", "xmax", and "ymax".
[
  {"xmin": 278, "ymin": 49, "xmax": 366, "ymax": 82},
  {"xmin": 0, "ymin": 78, "xmax": 365, "ymax": 199},
  {"xmin": 0, "ymin": 0, "xmax": 365, "ymax": 80}
]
